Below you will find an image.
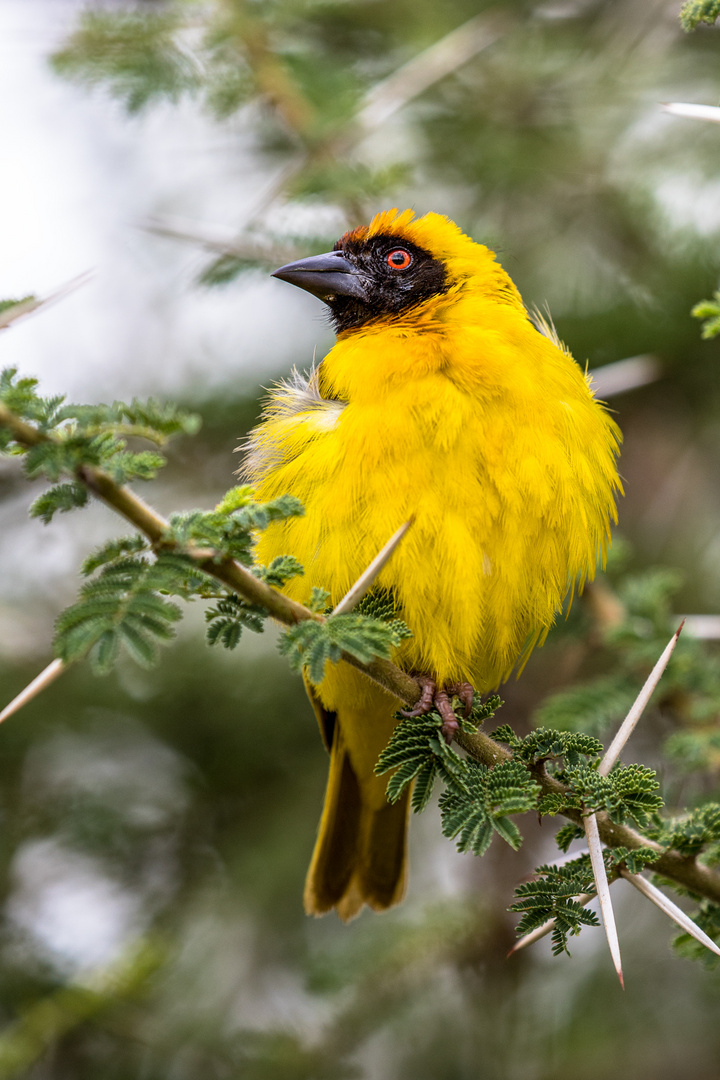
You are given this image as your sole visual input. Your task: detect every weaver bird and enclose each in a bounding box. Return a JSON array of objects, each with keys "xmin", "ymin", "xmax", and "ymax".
[{"xmin": 242, "ymin": 209, "xmax": 621, "ymax": 920}]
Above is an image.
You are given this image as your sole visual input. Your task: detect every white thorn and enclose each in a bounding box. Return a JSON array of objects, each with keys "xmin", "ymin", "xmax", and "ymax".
[
  {"xmin": 599, "ymin": 622, "xmax": 684, "ymax": 777},
  {"xmin": 584, "ymin": 813, "xmax": 624, "ymax": 987},
  {"xmin": 508, "ymin": 892, "xmax": 595, "ymax": 956},
  {"xmin": 0, "ymin": 659, "xmax": 66, "ymax": 725},
  {"xmin": 662, "ymin": 102, "xmax": 720, "ymax": 124},
  {"xmin": 620, "ymin": 870, "xmax": 720, "ymax": 959},
  {"xmin": 332, "ymin": 519, "xmax": 414, "ymax": 615}
]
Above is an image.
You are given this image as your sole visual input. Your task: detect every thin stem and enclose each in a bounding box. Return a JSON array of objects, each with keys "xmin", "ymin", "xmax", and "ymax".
[
  {"xmin": 356, "ymin": 12, "xmax": 508, "ymax": 133},
  {"xmin": 0, "ymin": 273, "xmax": 92, "ymax": 330},
  {"xmin": 507, "ymin": 892, "xmax": 595, "ymax": 956}
]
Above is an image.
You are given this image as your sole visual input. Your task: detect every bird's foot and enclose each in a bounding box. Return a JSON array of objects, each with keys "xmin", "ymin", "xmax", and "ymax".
[{"xmin": 400, "ymin": 675, "xmax": 475, "ymax": 743}]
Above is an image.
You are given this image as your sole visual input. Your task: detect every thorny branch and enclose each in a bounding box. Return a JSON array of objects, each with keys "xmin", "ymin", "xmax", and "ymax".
[
  {"xmin": 2, "ymin": 398, "xmax": 720, "ymax": 909},
  {"xmin": 0, "ymin": 399, "xmax": 420, "ymax": 704}
]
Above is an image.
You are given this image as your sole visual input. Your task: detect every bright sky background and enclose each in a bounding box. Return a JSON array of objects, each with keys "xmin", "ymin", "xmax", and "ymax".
[
  {"xmin": 0, "ymin": 1, "xmax": 341, "ymax": 638},
  {"xmin": 0, "ymin": 0, "xmax": 329, "ymax": 402}
]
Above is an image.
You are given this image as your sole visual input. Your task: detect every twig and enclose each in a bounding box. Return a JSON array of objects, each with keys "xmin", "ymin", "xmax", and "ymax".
[
  {"xmin": 512, "ymin": 856, "xmax": 720, "ymax": 961},
  {"xmin": 599, "ymin": 623, "xmax": 684, "ymax": 776},
  {"xmin": 0, "ymin": 402, "xmax": 420, "ymax": 713},
  {"xmin": 146, "ymin": 12, "xmax": 512, "ymax": 245},
  {"xmin": 356, "ymin": 12, "xmax": 508, "ymax": 133},
  {"xmin": 0, "ymin": 937, "xmax": 164, "ymax": 1078},
  {"xmin": 140, "ymin": 216, "xmax": 300, "ymax": 265},
  {"xmin": 454, "ymin": 723, "xmax": 720, "ymax": 902},
  {"xmin": 507, "ymin": 892, "xmax": 595, "ymax": 956},
  {"xmin": 0, "ymin": 273, "xmax": 92, "ymax": 331},
  {"xmin": 332, "ymin": 519, "xmax": 414, "ymax": 615}
]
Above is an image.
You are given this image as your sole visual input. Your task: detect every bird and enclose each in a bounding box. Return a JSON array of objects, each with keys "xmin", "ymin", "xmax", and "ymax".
[{"xmin": 241, "ymin": 208, "xmax": 621, "ymax": 921}]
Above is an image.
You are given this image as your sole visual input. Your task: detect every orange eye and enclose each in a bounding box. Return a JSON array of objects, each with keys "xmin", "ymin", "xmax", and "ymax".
[{"xmin": 386, "ymin": 249, "xmax": 412, "ymax": 270}]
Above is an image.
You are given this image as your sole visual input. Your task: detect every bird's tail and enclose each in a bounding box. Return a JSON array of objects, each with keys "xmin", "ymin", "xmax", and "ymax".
[{"xmin": 304, "ymin": 724, "xmax": 410, "ymax": 921}]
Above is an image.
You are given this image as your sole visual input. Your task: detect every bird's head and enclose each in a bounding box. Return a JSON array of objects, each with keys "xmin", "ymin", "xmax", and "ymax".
[{"xmin": 272, "ymin": 209, "xmax": 523, "ymax": 334}]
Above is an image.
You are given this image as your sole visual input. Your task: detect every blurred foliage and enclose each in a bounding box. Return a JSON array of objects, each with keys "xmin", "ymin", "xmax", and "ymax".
[
  {"xmin": 681, "ymin": 1, "xmax": 720, "ymax": 31},
  {"xmin": 693, "ymin": 291, "xmax": 720, "ymax": 338},
  {"xmin": 1, "ymin": 0, "xmax": 720, "ymax": 1077}
]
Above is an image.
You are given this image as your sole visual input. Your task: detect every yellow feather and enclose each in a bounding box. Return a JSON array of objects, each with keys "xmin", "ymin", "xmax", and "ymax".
[{"xmin": 243, "ymin": 209, "xmax": 622, "ymax": 918}]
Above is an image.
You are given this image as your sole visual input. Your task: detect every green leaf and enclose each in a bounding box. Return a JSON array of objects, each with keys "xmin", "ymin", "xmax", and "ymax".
[
  {"xmin": 673, "ymin": 900, "xmax": 720, "ymax": 967},
  {"xmin": 279, "ymin": 612, "xmax": 411, "ymax": 684},
  {"xmin": 82, "ymin": 536, "xmax": 148, "ymax": 575},
  {"xmin": 648, "ymin": 803, "xmax": 720, "ymax": 857},
  {"xmin": 555, "ymin": 823, "xmax": 584, "ymax": 852},
  {"xmin": 54, "ymin": 552, "xmax": 183, "ymax": 672},
  {"xmin": 511, "ymin": 860, "xmax": 600, "ymax": 956},
  {"xmin": 258, "ymin": 556, "xmax": 304, "ymax": 588},
  {"xmin": 0, "ymin": 297, "xmax": 35, "ymax": 315},
  {"xmin": 355, "ymin": 589, "xmax": 399, "ymax": 621},
  {"xmin": 493, "ymin": 725, "xmax": 603, "ymax": 766},
  {"xmin": 411, "ymin": 758, "xmax": 440, "ymax": 813},
  {"xmin": 167, "ymin": 494, "xmax": 304, "ymax": 566},
  {"xmin": 440, "ymin": 760, "xmax": 541, "ymax": 856},
  {"xmin": 205, "ymin": 594, "xmax": 267, "ymax": 648},
  {"xmin": 198, "ymin": 254, "xmax": 262, "ymax": 287},
  {"xmin": 214, "ymin": 485, "xmax": 256, "ymax": 515},
  {"xmin": 375, "ymin": 713, "xmax": 465, "ymax": 806},
  {"xmin": 30, "ymin": 482, "xmax": 88, "ymax": 524},
  {"xmin": 103, "ymin": 449, "xmax": 167, "ymax": 483},
  {"xmin": 308, "ymin": 587, "xmax": 331, "ymax": 613},
  {"xmin": 606, "ymin": 845, "xmax": 660, "ymax": 874},
  {"xmin": 553, "ymin": 762, "xmax": 664, "ymax": 827}
]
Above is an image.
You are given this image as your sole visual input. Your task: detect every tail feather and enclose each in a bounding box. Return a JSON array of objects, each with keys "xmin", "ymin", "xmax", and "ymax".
[
  {"xmin": 304, "ymin": 726, "xmax": 410, "ymax": 921},
  {"xmin": 364, "ymin": 799, "xmax": 409, "ymax": 907}
]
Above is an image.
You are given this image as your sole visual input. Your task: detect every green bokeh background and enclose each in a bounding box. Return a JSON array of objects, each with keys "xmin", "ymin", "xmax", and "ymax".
[{"xmin": 2, "ymin": 1, "xmax": 720, "ymax": 1076}]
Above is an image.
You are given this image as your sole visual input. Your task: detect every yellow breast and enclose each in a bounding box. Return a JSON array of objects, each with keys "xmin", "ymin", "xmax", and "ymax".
[{"xmin": 246, "ymin": 291, "xmax": 621, "ymax": 691}]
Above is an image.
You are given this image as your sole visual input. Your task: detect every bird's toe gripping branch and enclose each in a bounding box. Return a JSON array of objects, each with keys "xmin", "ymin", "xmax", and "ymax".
[{"xmin": 400, "ymin": 675, "xmax": 475, "ymax": 742}]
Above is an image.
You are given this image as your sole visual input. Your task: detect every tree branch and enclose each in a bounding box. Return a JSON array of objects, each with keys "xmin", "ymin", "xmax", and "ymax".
[
  {"xmin": 0, "ymin": 402, "xmax": 420, "ymax": 703},
  {"xmin": 455, "ymin": 730, "xmax": 720, "ymax": 904},
  {"xmin": 3, "ymin": 400, "xmax": 720, "ymax": 908}
]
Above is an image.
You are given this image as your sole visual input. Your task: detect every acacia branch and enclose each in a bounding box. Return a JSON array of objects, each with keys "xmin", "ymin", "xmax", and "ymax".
[
  {"xmin": 0, "ymin": 402, "xmax": 421, "ymax": 704},
  {"xmin": 455, "ymin": 730, "xmax": 720, "ymax": 904},
  {"xmin": 2, "ymin": 401, "xmax": 720, "ymax": 907}
]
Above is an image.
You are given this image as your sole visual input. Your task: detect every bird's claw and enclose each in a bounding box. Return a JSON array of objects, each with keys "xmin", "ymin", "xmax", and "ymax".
[
  {"xmin": 400, "ymin": 676, "xmax": 475, "ymax": 743},
  {"xmin": 398, "ymin": 674, "xmax": 436, "ymax": 718}
]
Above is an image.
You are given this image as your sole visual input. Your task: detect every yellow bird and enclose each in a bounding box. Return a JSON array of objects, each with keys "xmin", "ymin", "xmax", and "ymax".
[{"xmin": 242, "ymin": 208, "xmax": 621, "ymax": 920}]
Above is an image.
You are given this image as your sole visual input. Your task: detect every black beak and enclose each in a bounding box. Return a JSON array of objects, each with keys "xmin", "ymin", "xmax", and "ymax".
[{"xmin": 272, "ymin": 251, "xmax": 368, "ymax": 304}]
